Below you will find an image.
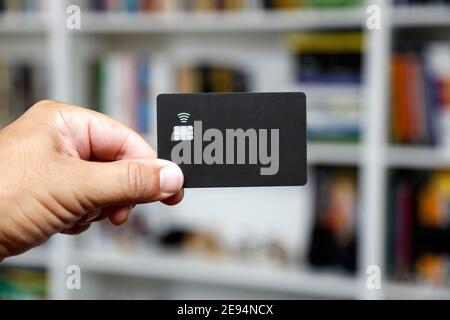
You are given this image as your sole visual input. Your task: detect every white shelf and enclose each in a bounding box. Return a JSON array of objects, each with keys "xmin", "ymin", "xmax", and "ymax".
[
  {"xmin": 387, "ymin": 145, "xmax": 450, "ymax": 169},
  {"xmin": 75, "ymin": 249, "xmax": 358, "ymax": 299},
  {"xmin": 385, "ymin": 281, "xmax": 450, "ymax": 300},
  {"xmin": 0, "ymin": 13, "xmax": 46, "ymax": 34},
  {"xmin": 1, "ymin": 247, "xmax": 48, "ymax": 268},
  {"xmin": 78, "ymin": 9, "xmax": 364, "ymax": 34},
  {"xmin": 393, "ymin": 6, "xmax": 450, "ymax": 28},
  {"xmin": 308, "ymin": 143, "xmax": 360, "ymax": 166}
]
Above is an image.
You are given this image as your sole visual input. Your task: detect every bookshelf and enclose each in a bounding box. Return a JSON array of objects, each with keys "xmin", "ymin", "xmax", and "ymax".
[
  {"xmin": 0, "ymin": 13, "xmax": 46, "ymax": 34},
  {"xmin": 73, "ymin": 249, "xmax": 450, "ymax": 300},
  {"xmin": 72, "ymin": 249, "xmax": 358, "ymax": 299},
  {"xmin": 78, "ymin": 9, "xmax": 365, "ymax": 33},
  {"xmin": 385, "ymin": 282, "xmax": 450, "ymax": 300},
  {"xmin": 2, "ymin": 247, "xmax": 49, "ymax": 269},
  {"xmin": 1, "ymin": 0, "xmax": 450, "ymax": 300},
  {"xmin": 393, "ymin": 5, "xmax": 450, "ymax": 27},
  {"xmin": 387, "ymin": 146, "xmax": 450, "ymax": 169},
  {"xmin": 308, "ymin": 143, "xmax": 361, "ymax": 165}
]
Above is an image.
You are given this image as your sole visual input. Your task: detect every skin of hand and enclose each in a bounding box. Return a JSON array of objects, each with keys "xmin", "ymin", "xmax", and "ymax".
[{"xmin": 0, "ymin": 100, "xmax": 184, "ymax": 261}]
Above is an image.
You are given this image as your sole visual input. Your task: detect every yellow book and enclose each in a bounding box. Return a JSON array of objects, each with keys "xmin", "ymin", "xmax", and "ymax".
[
  {"xmin": 287, "ymin": 32, "xmax": 363, "ymax": 53},
  {"xmin": 418, "ymin": 171, "xmax": 450, "ymax": 228},
  {"xmin": 211, "ymin": 66, "xmax": 234, "ymax": 92},
  {"xmin": 194, "ymin": 0, "xmax": 215, "ymax": 11},
  {"xmin": 224, "ymin": 0, "xmax": 244, "ymax": 11}
]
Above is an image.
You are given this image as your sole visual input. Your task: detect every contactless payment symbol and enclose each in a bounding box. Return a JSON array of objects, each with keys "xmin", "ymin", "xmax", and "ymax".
[{"xmin": 172, "ymin": 112, "xmax": 193, "ymax": 142}]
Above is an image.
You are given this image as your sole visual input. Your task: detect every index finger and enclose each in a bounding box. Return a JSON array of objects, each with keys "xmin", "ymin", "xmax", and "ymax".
[{"xmin": 54, "ymin": 102, "xmax": 156, "ymax": 161}]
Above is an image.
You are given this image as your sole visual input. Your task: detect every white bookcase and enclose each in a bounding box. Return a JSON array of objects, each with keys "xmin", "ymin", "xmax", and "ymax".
[{"xmin": 2, "ymin": 0, "xmax": 450, "ymax": 300}]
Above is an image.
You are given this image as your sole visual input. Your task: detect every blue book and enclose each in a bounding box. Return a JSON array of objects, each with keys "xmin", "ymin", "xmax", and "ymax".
[{"xmin": 137, "ymin": 58, "xmax": 150, "ymax": 133}]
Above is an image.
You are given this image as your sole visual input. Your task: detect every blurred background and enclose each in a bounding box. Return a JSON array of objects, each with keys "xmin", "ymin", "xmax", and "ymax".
[{"xmin": 0, "ymin": 0, "xmax": 450, "ymax": 300}]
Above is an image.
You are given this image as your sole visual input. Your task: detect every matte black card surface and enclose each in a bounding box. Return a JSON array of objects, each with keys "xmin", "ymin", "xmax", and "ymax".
[{"xmin": 157, "ymin": 92, "xmax": 307, "ymax": 188}]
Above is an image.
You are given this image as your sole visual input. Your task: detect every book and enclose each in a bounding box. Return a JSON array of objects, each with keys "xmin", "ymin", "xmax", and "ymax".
[
  {"xmin": 288, "ymin": 32, "xmax": 363, "ymax": 85},
  {"xmin": 390, "ymin": 42, "xmax": 450, "ymax": 146},
  {"xmin": 0, "ymin": 267, "xmax": 47, "ymax": 300},
  {"xmin": 86, "ymin": 0, "xmax": 245, "ymax": 12},
  {"xmin": 0, "ymin": 0, "xmax": 41, "ymax": 12},
  {"xmin": 308, "ymin": 166, "xmax": 358, "ymax": 273},
  {"xmin": 91, "ymin": 54, "xmax": 152, "ymax": 134},
  {"xmin": 0, "ymin": 59, "xmax": 47, "ymax": 128},
  {"xmin": 287, "ymin": 31, "xmax": 363, "ymax": 143},
  {"xmin": 175, "ymin": 63, "xmax": 249, "ymax": 93},
  {"xmin": 83, "ymin": 0, "xmax": 361, "ymax": 12},
  {"xmin": 394, "ymin": 0, "xmax": 450, "ymax": 5},
  {"xmin": 388, "ymin": 170, "xmax": 450, "ymax": 285},
  {"xmin": 264, "ymin": 0, "xmax": 362, "ymax": 9}
]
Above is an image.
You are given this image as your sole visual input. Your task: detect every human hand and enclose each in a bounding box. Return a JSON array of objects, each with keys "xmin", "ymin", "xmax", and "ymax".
[{"xmin": 0, "ymin": 100, "xmax": 184, "ymax": 261}]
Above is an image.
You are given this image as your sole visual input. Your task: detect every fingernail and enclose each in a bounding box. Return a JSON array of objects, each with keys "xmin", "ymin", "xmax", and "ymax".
[{"xmin": 160, "ymin": 165, "xmax": 183, "ymax": 194}]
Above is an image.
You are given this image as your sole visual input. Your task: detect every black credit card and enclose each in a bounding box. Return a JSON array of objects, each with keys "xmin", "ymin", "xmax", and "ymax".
[{"xmin": 157, "ymin": 92, "xmax": 307, "ymax": 188}]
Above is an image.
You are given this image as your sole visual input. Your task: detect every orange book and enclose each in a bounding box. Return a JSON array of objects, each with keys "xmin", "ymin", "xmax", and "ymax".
[
  {"xmin": 406, "ymin": 54, "xmax": 421, "ymax": 143},
  {"xmin": 390, "ymin": 57, "xmax": 399, "ymax": 141},
  {"xmin": 391, "ymin": 55, "xmax": 408, "ymax": 142},
  {"xmin": 142, "ymin": 0, "xmax": 165, "ymax": 12},
  {"xmin": 398, "ymin": 56, "xmax": 410, "ymax": 142}
]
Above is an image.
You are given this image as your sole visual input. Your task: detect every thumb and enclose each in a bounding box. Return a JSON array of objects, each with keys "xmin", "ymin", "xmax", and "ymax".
[{"xmin": 77, "ymin": 159, "xmax": 184, "ymax": 207}]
